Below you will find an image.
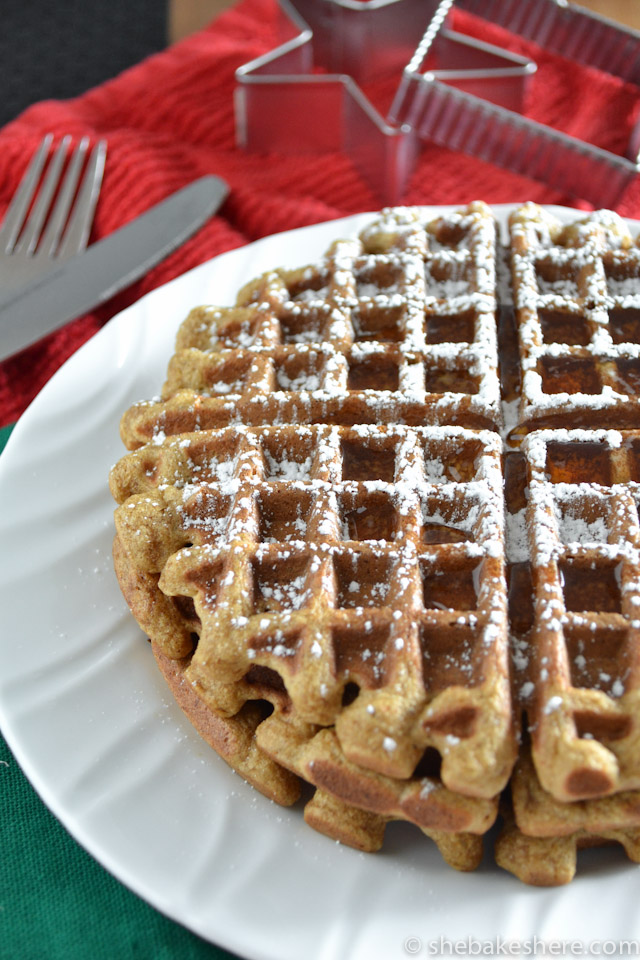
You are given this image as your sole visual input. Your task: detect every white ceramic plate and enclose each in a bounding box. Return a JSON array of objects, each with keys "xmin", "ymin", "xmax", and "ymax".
[{"xmin": 1, "ymin": 205, "xmax": 639, "ymax": 960}]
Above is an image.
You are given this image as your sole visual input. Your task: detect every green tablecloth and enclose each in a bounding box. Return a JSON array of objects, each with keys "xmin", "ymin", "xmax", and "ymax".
[{"xmin": 0, "ymin": 422, "xmax": 238, "ymax": 960}]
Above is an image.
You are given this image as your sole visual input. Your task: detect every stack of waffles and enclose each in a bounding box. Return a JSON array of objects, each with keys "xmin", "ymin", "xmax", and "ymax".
[{"xmin": 110, "ymin": 201, "xmax": 640, "ymax": 885}]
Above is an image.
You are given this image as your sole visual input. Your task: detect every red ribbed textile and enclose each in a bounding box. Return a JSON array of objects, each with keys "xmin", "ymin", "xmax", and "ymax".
[{"xmin": 1, "ymin": 0, "xmax": 640, "ymax": 426}]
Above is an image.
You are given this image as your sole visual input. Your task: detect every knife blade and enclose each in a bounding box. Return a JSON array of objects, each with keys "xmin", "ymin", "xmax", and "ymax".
[{"xmin": 0, "ymin": 174, "xmax": 229, "ymax": 362}]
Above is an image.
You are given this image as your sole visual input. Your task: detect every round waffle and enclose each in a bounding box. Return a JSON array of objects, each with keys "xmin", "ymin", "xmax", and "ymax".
[{"xmin": 110, "ymin": 202, "xmax": 640, "ymax": 885}]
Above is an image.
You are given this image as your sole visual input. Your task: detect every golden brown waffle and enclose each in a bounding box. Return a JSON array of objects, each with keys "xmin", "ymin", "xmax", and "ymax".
[
  {"xmin": 509, "ymin": 202, "xmax": 640, "ymax": 435},
  {"xmin": 111, "ymin": 201, "xmax": 640, "ymax": 886},
  {"xmin": 120, "ymin": 203, "xmax": 501, "ymax": 450},
  {"xmin": 110, "ymin": 423, "xmax": 514, "ymax": 799},
  {"xmin": 513, "ymin": 429, "xmax": 640, "ymax": 802}
]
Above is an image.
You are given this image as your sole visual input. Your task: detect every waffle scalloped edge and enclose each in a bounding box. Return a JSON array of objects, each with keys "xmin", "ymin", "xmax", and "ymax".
[
  {"xmin": 153, "ymin": 643, "xmax": 490, "ymax": 872},
  {"xmin": 495, "ymin": 752, "xmax": 640, "ymax": 885}
]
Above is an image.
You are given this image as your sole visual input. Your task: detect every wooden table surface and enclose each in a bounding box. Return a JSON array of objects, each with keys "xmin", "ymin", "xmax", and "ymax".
[{"xmin": 168, "ymin": 0, "xmax": 640, "ymax": 43}]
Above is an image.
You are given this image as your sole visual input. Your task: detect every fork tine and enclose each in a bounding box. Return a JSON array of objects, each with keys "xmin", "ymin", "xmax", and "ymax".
[
  {"xmin": 0, "ymin": 134, "xmax": 53, "ymax": 254},
  {"xmin": 15, "ymin": 136, "xmax": 72, "ymax": 254},
  {"xmin": 38, "ymin": 137, "xmax": 89, "ymax": 257},
  {"xmin": 57, "ymin": 139, "xmax": 106, "ymax": 259}
]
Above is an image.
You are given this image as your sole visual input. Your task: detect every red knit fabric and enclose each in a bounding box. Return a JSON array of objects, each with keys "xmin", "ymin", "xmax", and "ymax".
[{"xmin": 1, "ymin": 0, "xmax": 640, "ymax": 426}]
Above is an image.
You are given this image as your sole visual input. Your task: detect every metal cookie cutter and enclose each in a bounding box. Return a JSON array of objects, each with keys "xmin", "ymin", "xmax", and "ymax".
[
  {"xmin": 235, "ymin": 0, "xmax": 640, "ymax": 207},
  {"xmin": 234, "ymin": 0, "xmax": 434, "ymax": 202},
  {"xmin": 392, "ymin": 0, "xmax": 640, "ymax": 207}
]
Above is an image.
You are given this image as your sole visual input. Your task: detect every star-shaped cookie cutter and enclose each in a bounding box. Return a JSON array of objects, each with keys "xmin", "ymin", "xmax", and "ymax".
[{"xmin": 235, "ymin": 0, "xmax": 640, "ymax": 207}]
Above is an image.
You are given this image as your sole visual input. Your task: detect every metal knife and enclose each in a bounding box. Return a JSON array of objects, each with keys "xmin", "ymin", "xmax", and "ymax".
[{"xmin": 0, "ymin": 174, "xmax": 229, "ymax": 362}]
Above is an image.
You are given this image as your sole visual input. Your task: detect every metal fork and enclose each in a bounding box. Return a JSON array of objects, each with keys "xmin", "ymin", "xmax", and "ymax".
[{"xmin": 0, "ymin": 134, "xmax": 106, "ymax": 295}]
